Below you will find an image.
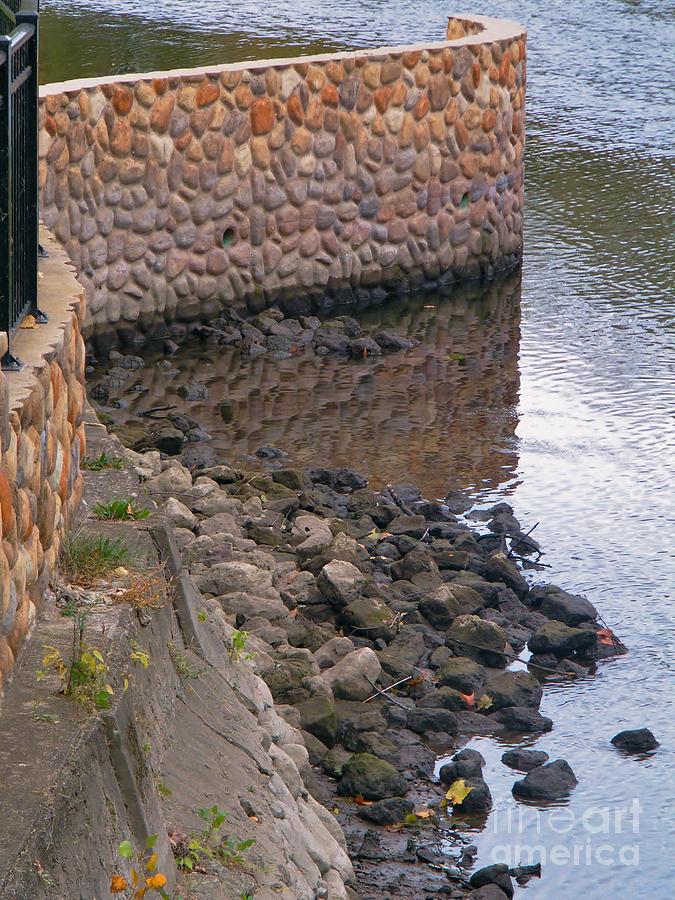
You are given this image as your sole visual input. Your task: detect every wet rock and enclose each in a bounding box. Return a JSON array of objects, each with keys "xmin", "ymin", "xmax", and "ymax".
[
  {"xmin": 611, "ymin": 728, "xmax": 659, "ymax": 753},
  {"xmin": 177, "ymin": 381, "xmax": 208, "ymax": 400},
  {"xmin": 469, "ymin": 863, "xmax": 514, "ymax": 898},
  {"xmin": 445, "ymin": 489, "xmax": 473, "ymax": 514},
  {"xmin": 146, "ymin": 424, "xmax": 185, "ymax": 455},
  {"xmin": 483, "ymin": 671, "xmax": 542, "ymax": 710},
  {"xmin": 419, "ymin": 584, "xmax": 484, "ymax": 628},
  {"xmin": 493, "ymin": 707, "xmax": 553, "ymax": 733},
  {"xmin": 446, "ymin": 615, "xmax": 508, "ymax": 667},
  {"xmin": 321, "ymin": 746, "xmax": 353, "ymax": 778},
  {"xmin": 454, "ymin": 776, "xmax": 493, "ymax": 813},
  {"xmin": 254, "ymin": 445, "xmax": 285, "ymax": 459},
  {"xmin": 512, "ymin": 759, "xmax": 577, "ymax": 800},
  {"xmin": 350, "ymin": 336, "xmax": 382, "ymax": 357},
  {"xmin": 372, "ymin": 330, "xmax": 415, "ymax": 351},
  {"xmin": 528, "ymin": 621, "xmax": 596, "ymax": 657},
  {"xmin": 387, "ymin": 514, "xmax": 428, "ymax": 538},
  {"xmin": 341, "ymin": 596, "xmax": 396, "ymax": 642},
  {"xmin": 530, "ymin": 584, "xmax": 598, "ymax": 626},
  {"xmin": 376, "ymin": 632, "xmax": 425, "ymax": 680},
  {"xmin": 439, "ymin": 748, "xmax": 485, "ymax": 782},
  {"xmin": 483, "ymin": 552, "xmax": 529, "ymax": 598},
  {"xmin": 181, "ymin": 443, "xmax": 218, "ymax": 469},
  {"xmin": 274, "ymin": 468, "xmax": 312, "ymax": 491},
  {"xmin": 468, "ymin": 886, "xmax": 511, "ymax": 900},
  {"xmin": 437, "ymin": 657, "xmax": 487, "ymax": 694},
  {"xmin": 313, "ymin": 325, "xmax": 351, "ymax": 354},
  {"xmin": 390, "ymin": 548, "xmax": 438, "ymax": 582},
  {"xmin": 317, "ymin": 560, "xmax": 368, "ymax": 609},
  {"xmin": 337, "ymin": 753, "xmax": 408, "ymax": 800},
  {"xmin": 309, "ymin": 467, "xmax": 368, "ymax": 492},
  {"xmin": 417, "ymin": 687, "xmax": 472, "ymax": 712},
  {"xmin": 295, "ymin": 696, "xmax": 338, "ymax": 747},
  {"xmin": 322, "ymin": 647, "xmax": 381, "ymax": 701},
  {"xmin": 407, "ymin": 707, "xmax": 457, "ymax": 735},
  {"xmin": 501, "ymin": 748, "xmax": 550, "ymax": 771},
  {"xmin": 357, "ymin": 797, "xmax": 414, "ymax": 825}
]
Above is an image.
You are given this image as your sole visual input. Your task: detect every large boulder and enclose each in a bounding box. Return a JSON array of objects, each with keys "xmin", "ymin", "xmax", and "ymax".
[
  {"xmin": 164, "ymin": 497, "xmax": 198, "ymax": 531},
  {"xmin": 483, "ymin": 552, "xmax": 529, "ymax": 598},
  {"xmin": 407, "ymin": 707, "xmax": 457, "ymax": 735},
  {"xmin": 227, "ymin": 591, "xmax": 290, "ymax": 624},
  {"xmin": 377, "ymin": 632, "xmax": 425, "ymax": 680},
  {"xmin": 437, "ymin": 657, "xmax": 487, "ymax": 694},
  {"xmin": 611, "ymin": 728, "xmax": 659, "ymax": 753},
  {"xmin": 202, "ymin": 561, "xmax": 277, "ymax": 598},
  {"xmin": 337, "ymin": 753, "xmax": 408, "ymax": 800},
  {"xmin": 483, "ymin": 671, "xmax": 542, "ymax": 710},
  {"xmin": 530, "ymin": 585, "xmax": 598, "ymax": 626},
  {"xmin": 264, "ymin": 656, "xmax": 316, "ymax": 705},
  {"xmin": 295, "ymin": 696, "xmax": 338, "ymax": 747},
  {"xmin": 528, "ymin": 621, "xmax": 596, "ymax": 657},
  {"xmin": 144, "ymin": 464, "xmax": 192, "ymax": 495},
  {"xmin": 317, "ymin": 560, "xmax": 368, "ymax": 609},
  {"xmin": 447, "ymin": 615, "xmax": 508, "ymax": 667},
  {"xmin": 512, "ymin": 759, "xmax": 577, "ymax": 800},
  {"xmin": 341, "ymin": 596, "xmax": 396, "ymax": 642},
  {"xmin": 322, "ymin": 648, "xmax": 381, "ymax": 701},
  {"xmin": 419, "ymin": 584, "xmax": 484, "ymax": 628}
]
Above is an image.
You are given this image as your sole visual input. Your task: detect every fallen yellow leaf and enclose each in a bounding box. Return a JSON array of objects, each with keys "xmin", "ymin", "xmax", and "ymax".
[
  {"xmin": 445, "ymin": 779, "xmax": 474, "ymax": 806},
  {"xmin": 476, "ymin": 694, "xmax": 493, "ymax": 711}
]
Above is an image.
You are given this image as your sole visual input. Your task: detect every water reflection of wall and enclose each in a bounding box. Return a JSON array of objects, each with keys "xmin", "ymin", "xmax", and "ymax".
[{"xmin": 116, "ymin": 272, "xmax": 521, "ymax": 499}]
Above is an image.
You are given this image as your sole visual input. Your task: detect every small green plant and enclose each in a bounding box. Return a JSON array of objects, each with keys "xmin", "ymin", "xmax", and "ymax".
[
  {"xmin": 112, "ymin": 834, "xmax": 169, "ymax": 897},
  {"xmin": 60, "ymin": 532, "xmax": 129, "ymax": 585},
  {"xmin": 36, "ymin": 600, "xmax": 114, "ymax": 709},
  {"xmin": 33, "ymin": 711, "xmax": 59, "ymax": 725},
  {"xmin": 94, "ymin": 499, "xmax": 151, "ymax": 521},
  {"xmin": 172, "ymin": 805, "xmax": 255, "ymax": 873},
  {"xmin": 168, "ymin": 642, "xmax": 206, "ymax": 679},
  {"xmin": 130, "ymin": 641, "xmax": 151, "ymax": 669},
  {"xmin": 197, "ymin": 610, "xmax": 207, "ymax": 622},
  {"xmin": 82, "ymin": 451, "xmax": 125, "ymax": 471},
  {"xmin": 228, "ymin": 630, "xmax": 255, "ymax": 663}
]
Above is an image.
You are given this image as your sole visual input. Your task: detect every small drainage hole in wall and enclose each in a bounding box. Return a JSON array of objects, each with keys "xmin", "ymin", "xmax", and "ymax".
[{"xmin": 222, "ymin": 227, "xmax": 237, "ymax": 248}]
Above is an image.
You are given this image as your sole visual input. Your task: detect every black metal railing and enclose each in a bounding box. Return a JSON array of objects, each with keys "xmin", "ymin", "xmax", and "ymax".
[{"xmin": 0, "ymin": 0, "xmax": 45, "ymax": 370}]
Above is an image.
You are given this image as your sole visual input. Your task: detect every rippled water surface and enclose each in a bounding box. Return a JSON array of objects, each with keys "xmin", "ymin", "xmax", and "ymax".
[{"xmin": 43, "ymin": 1, "xmax": 675, "ymax": 896}]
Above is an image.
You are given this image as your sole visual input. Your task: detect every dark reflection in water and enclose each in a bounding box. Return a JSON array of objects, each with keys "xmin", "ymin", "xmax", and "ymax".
[
  {"xmin": 93, "ymin": 274, "xmax": 522, "ymax": 499},
  {"xmin": 43, "ymin": 0, "xmax": 675, "ymax": 897}
]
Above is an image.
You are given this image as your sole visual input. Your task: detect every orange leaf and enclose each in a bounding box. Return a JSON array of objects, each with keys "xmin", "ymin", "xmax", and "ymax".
[
  {"xmin": 414, "ymin": 809, "xmax": 435, "ymax": 819},
  {"xmin": 354, "ymin": 794, "xmax": 373, "ymax": 806},
  {"xmin": 289, "ymin": 608, "xmax": 299, "ymax": 618},
  {"xmin": 597, "ymin": 628, "xmax": 615, "ymax": 646},
  {"xmin": 145, "ymin": 852, "xmax": 158, "ymax": 873},
  {"xmin": 362, "ymin": 347, "xmax": 368, "ymax": 358},
  {"xmin": 110, "ymin": 875, "xmax": 128, "ymax": 893},
  {"xmin": 146, "ymin": 873, "xmax": 167, "ymax": 889},
  {"xmin": 460, "ymin": 691, "xmax": 475, "ymax": 709}
]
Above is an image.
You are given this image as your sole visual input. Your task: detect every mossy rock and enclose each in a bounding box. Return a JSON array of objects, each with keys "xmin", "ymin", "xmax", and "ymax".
[{"xmin": 337, "ymin": 753, "xmax": 407, "ymax": 800}]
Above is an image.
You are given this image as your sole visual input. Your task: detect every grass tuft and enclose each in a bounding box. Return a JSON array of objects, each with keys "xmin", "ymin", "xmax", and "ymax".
[
  {"xmin": 93, "ymin": 498, "xmax": 151, "ymax": 521},
  {"xmin": 60, "ymin": 533, "xmax": 130, "ymax": 586},
  {"xmin": 81, "ymin": 451, "xmax": 125, "ymax": 472}
]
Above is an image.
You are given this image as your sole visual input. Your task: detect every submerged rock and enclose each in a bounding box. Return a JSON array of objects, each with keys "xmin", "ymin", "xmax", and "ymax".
[
  {"xmin": 501, "ymin": 748, "xmax": 550, "ymax": 771},
  {"xmin": 469, "ymin": 863, "xmax": 514, "ymax": 898}
]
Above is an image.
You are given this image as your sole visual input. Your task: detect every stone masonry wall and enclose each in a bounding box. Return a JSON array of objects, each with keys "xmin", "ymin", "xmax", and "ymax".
[
  {"xmin": 0, "ymin": 231, "xmax": 87, "ymax": 690},
  {"xmin": 38, "ymin": 15, "xmax": 526, "ymax": 338}
]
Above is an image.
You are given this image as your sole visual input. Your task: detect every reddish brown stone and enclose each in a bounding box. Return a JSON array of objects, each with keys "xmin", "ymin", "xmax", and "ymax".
[
  {"xmin": 326, "ymin": 61, "xmax": 345, "ymax": 84},
  {"xmin": 152, "ymin": 78, "xmax": 168, "ymax": 95},
  {"xmin": 234, "ymin": 84, "xmax": 253, "ymax": 110},
  {"xmin": 110, "ymin": 119, "xmax": 132, "ymax": 157},
  {"xmin": 482, "ymin": 108, "xmax": 497, "ymax": 132},
  {"xmin": 391, "ymin": 82, "xmax": 407, "ymax": 107},
  {"xmin": 374, "ymin": 86, "xmax": 393, "ymax": 114},
  {"xmin": 401, "ymin": 51, "xmax": 422, "ymax": 69},
  {"xmin": 250, "ymin": 97, "xmax": 275, "ymax": 134},
  {"xmin": 472, "ymin": 62, "xmax": 481, "ymax": 88},
  {"xmin": 414, "ymin": 95, "xmax": 429, "ymax": 120},
  {"xmin": 150, "ymin": 94, "xmax": 175, "ymax": 133},
  {"xmin": 287, "ymin": 93, "xmax": 305, "ymax": 124},
  {"xmin": 321, "ymin": 83, "xmax": 339, "ymax": 107},
  {"xmin": 305, "ymin": 97, "xmax": 324, "ymax": 131},
  {"xmin": 196, "ymin": 81, "xmax": 220, "ymax": 107},
  {"xmin": 291, "ymin": 128, "xmax": 312, "ymax": 155},
  {"xmin": 112, "ymin": 86, "xmax": 133, "ymax": 116},
  {"xmin": 455, "ymin": 119, "xmax": 469, "ymax": 150}
]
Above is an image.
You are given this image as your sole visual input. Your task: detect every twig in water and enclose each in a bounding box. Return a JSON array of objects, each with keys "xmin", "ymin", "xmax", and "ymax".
[{"xmin": 363, "ymin": 674, "xmax": 413, "ymax": 703}]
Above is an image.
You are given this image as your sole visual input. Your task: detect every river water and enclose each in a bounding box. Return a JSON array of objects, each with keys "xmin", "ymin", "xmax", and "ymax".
[{"xmin": 42, "ymin": 1, "xmax": 675, "ymax": 896}]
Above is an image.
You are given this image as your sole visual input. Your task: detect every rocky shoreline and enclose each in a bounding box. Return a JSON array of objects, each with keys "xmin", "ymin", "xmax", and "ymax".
[{"xmin": 120, "ymin": 431, "xmax": 626, "ymax": 899}]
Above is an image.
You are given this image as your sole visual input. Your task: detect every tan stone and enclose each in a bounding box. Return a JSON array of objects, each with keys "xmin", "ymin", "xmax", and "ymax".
[{"xmin": 250, "ymin": 97, "xmax": 275, "ymax": 134}]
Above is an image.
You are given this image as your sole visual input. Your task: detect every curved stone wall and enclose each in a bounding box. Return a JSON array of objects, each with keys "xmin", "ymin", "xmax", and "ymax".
[
  {"xmin": 0, "ymin": 231, "xmax": 87, "ymax": 689},
  {"xmin": 38, "ymin": 14, "xmax": 526, "ymax": 337}
]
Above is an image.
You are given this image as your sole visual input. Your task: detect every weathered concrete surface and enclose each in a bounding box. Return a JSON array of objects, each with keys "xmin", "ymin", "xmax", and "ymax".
[{"xmin": 0, "ymin": 421, "xmax": 353, "ymax": 899}]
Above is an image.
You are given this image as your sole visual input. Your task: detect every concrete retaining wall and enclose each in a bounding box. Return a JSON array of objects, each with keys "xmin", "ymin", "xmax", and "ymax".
[
  {"xmin": 38, "ymin": 14, "xmax": 526, "ymax": 338},
  {"xmin": 0, "ymin": 230, "xmax": 86, "ymax": 688}
]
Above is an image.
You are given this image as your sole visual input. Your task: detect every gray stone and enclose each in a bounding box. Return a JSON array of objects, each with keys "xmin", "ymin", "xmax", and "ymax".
[
  {"xmin": 337, "ymin": 753, "xmax": 407, "ymax": 800},
  {"xmin": 512, "ymin": 759, "xmax": 577, "ymax": 801}
]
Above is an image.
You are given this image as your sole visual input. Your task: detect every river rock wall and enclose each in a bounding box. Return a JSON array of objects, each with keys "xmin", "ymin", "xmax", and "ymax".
[
  {"xmin": 0, "ymin": 232, "xmax": 87, "ymax": 689},
  {"xmin": 38, "ymin": 15, "xmax": 526, "ymax": 338}
]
